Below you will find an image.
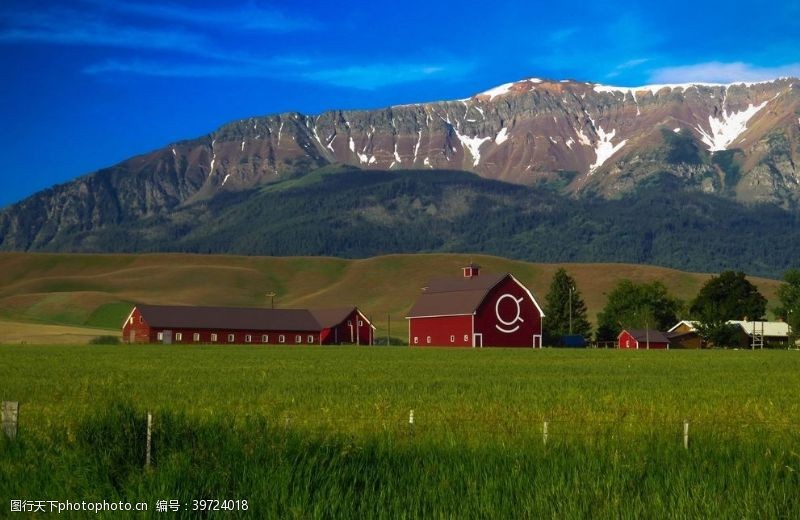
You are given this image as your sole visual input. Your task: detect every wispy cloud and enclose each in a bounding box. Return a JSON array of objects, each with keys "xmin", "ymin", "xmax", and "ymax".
[
  {"xmin": 548, "ymin": 27, "xmax": 580, "ymax": 44},
  {"xmin": 0, "ymin": 9, "xmax": 208, "ymax": 53},
  {"xmin": 81, "ymin": 0, "xmax": 320, "ymax": 32},
  {"xmin": 0, "ymin": 1, "xmax": 317, "ymax": 55},
  {"xmin": 604, "ymin": 58, "xmax": 649, "ymax": 79},
  {"xmin": 84, "ymin": 58, "xmax": 474, "ymax": 90},
  {"xmin": 1, "ymin": 3, "xmax": 466, "ymax": 91},
  {"xmin": 301, "ymin": 62, "xmax": 473, "ymax": 90},
  {"xmin": 649, "ymin": 61, "xmax": 800, "ymax": 83}
]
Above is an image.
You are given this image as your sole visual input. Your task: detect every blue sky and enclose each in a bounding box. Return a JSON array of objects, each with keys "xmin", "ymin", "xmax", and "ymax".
[{"xmin": 1, "ymin": 0, "xmax": 799, "ymax": 207}]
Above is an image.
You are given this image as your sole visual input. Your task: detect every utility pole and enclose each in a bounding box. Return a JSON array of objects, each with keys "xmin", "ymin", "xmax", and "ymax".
[
  {"xmin": 387, "ymin": 314, "xmax": 391, "ymax": 346},
  {"xmin": 266, "ymin": 292, "xmax": 276, "ymax": 309}
]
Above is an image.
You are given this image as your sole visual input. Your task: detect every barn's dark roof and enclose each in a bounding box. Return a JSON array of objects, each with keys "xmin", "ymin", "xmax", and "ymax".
[
  {"xmin": 135, "ymin": 304, "xmax": 360, "ymax": 331},
  {"xmin": 406, "ymin": 273, "xmax": 508, "ymax": 318},
  {"xmin": 622, "ymin": 329, "xmax": 671, "ymax": 344},
  {"xmin": 310, "ymin": 308, "xmax": 364, "ymax": 328}
]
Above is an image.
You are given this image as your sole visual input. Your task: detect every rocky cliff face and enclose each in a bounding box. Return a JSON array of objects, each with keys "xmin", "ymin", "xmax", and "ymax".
[{"xmin": 1, "ymin": 77, "xmax": 799, "ymax": 251}]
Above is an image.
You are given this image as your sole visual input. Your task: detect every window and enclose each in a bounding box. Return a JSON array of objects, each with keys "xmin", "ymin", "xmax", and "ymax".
[
  {"xmin": 414, "ymin": 336, "xmax": 419, "ymax": 344},
  {"xmin": 295, "ymin": 335, "xmax": 302, "ymax": 343},
  {"xmin": 129, "ymin": 317, "xmax": 133, "ymax": 325},
  {"xmin": 175, "ymin": 333, "xmax": 182, "ymax": 342},
  {"xmin": 262, "ymin": 334, "xmax": 268, "ymax": 343},
  {"xmin": 279, "ymin": 335, "xmax": 285, "ymax": 343},
  {"xmin": 211, "ymin": 333, "xmax": 217, "ymax": 342},
  {"xmin": 308, "ymin": 335, "xmax": 314, "ymax": 344},
  {"xmin": 139, "ymin": 316, "xmax": 143, "ymax": 324},
  {"xmin": 347, "ymin": 320, "xmax": 352, "ymax": 326},
  {"xmin": 358, "ymin": 320, "xmax": 363, "ymax": 326},
  {"xmin": 245, "ymin": 335, "xmax": 252, "ymax": 343},
  {"xmin": 426, "ymin": 336, "xmax": 431, "ymax": 344},
  {"xmin": 193, "ymin": 333, "xmax": 200, "ymax": 342},
  {"xmin": 228, "ymin": 334, "xmax": 235, "ymax": 343},
  {"xmin": 157, "ymin": 332, "xmax": 163, "ymax": 341},
  {"xmin": 450, "ymin": 335, "xmax": 455, "ymax": 343}
]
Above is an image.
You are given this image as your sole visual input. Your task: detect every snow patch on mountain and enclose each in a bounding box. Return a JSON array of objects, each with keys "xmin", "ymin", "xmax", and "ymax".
[
  {"xmin": 588, "ymin": 121, "xmax": 628, "ymax": 174},
  {"xmin": 495, "ymin": 127, "xmax": 509, "ymax": 145},
  {"xmin": 593, "ymin": 83, "xmax": 725, "ymax": 97},
  {"xmin": 455, "ymin": 129, "xmax": 491, "ymax": 166},
  {"xmin": 478, "ymin": 78, "xmax": 542, "ymax": 100},
  {"xmin": 695, "ymin": 99, "xmax": 770, "ymax": 151}
]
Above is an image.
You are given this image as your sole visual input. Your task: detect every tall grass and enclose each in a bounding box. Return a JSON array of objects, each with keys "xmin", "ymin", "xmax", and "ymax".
[{"xmin": 1, "ymin": 346, "xmax": 800, "ymax": 517}]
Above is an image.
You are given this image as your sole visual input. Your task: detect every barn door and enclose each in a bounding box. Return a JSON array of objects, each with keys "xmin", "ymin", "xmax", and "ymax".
[
  {"xmin": 532, "ymin": 335, "xmax": 542, "ymax": 349},
  {"xmin": 129, "ymin": 330, "xmax": 135, "ymax": 343},
  {"xmin": 473, "ymin": 333, "xmax": 483, "ymax": 348},
  {"xmin": 162, "ymin": 330, "xmax": 173, "ymax": 345}
]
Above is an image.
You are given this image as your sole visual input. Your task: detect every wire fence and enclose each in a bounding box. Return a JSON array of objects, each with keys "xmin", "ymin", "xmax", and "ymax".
[{"xmin": 5, "ymin": 400, "xmax": 800, "ymax": 455}]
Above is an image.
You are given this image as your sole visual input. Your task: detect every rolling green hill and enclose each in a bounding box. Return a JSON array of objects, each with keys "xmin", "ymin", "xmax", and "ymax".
[{"xmin": 0, "ymin": 252, "xmax": 783, "ymax": 341}]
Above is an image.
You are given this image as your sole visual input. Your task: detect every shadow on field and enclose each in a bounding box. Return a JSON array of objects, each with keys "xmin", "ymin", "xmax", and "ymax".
[{"xmin": 1, "ymin": 399, "xmax": 798, "ymax": 518}]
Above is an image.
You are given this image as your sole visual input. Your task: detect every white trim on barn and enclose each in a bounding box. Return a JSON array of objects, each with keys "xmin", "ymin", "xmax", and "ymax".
[
  {"xmin": 507, "ymin": 274, "xmax": 546, "ymax": 317},
  {"xmin": 122, "ymin": 306, "xmax": 137, "ymax": 328}
]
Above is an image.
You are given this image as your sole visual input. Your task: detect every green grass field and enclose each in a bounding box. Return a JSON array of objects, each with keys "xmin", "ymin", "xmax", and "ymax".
[
  {"xmin": 2, "ymin": 345, "xmax": 799, "ymax": 518},
  {"xmin": 0, "ymin": 252, "xmax": 785, "ymax": 344}
]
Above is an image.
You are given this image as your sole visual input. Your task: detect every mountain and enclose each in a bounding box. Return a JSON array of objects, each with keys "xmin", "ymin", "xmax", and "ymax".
[{"xmin": 1, "ymin": 77, "xmax": 800, "ymax": 275}]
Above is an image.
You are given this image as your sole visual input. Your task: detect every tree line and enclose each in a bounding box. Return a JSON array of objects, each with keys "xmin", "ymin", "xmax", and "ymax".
[{"xmin": 542, "ymin": 268, "xmax": 800, "ymax": 347}]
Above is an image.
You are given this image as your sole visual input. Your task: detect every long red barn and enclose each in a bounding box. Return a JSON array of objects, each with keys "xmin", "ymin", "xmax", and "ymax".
[
  {"xmin": 123, "ymin": 304, "xmax": 375, "ymax": 345},
  {"xmin": 406, "ymin": 264, "xmax": 544, "ymax": 348}
]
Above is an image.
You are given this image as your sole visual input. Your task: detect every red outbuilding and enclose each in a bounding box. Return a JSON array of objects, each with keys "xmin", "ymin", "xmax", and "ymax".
[
  {"xmin": 406, "ymin": 264, "xmax": 544, "ymax": 347},
  {"xmin": 617, "ymin": 329, "xmax": 670, "ymax": 350},
  {"xmin": 122, "ymin": 304, "xmax": 375, "ymax": 345}
]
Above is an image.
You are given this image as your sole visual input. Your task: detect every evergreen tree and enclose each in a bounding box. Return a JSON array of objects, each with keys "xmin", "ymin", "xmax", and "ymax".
[
  {"xmin": 542, "ymin": 268, "xmax": 591, "ymax": 345},
  {"xmin": 596, "ymin": 280, "xmax": 682, "ymax": 342},
  {"xmin": 774, "ymin": 269, "xmax": 800, "ymax": 346}
]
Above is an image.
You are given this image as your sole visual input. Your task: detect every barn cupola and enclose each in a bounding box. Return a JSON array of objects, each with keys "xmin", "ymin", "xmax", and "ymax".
[{"xmin": 462, "ymin": 263, "xmax": 481, "ymax": 278}]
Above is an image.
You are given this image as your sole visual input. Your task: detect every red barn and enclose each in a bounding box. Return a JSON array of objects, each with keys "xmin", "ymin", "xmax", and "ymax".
[
  {"xmin": 406, "ymin": 264, "xmax": 544, "ymax": 347},
  {"xmin": 617, "ymin": 329, "xmax": 670, "ymax": 350},
  {"xmin": 122, "ymin": 304, "xmax": 374, "ymax": 345}
]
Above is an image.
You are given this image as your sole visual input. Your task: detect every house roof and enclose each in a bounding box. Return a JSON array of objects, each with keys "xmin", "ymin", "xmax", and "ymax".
[
  {"xmin": 729, "ymin": 320, "xmax": 790, "ymax": 338},
  {"xmin": 134, "ymin": 304, "xmax": 363, "ymax": 332},
  {"xmin": 667, "ymin": 320, "xmax": 790, "ymax": 338},
  {"xmin": 667, "ymin": 320, "xmax": 699, "ymax": 333},
  {"xmin": 620, "ymin": 329, "xmax": 671, "ymax": 344},
  {"xmin": 406, "ymin": 273, "xmax": 508, "ymax": 318}
]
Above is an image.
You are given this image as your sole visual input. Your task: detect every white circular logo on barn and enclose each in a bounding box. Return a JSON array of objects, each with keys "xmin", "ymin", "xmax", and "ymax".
[{"xmin": 495, "ymin": 294, "xmax": 524, "ymax": 333}]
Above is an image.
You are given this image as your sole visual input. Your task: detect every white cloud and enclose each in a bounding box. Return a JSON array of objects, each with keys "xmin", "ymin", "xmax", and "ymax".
[
  {"xmin": 82, "ymin": 0, "xmax": 320, "ymax": 32},
  {"xmin": 0, "ymin": 10, "xmax": 208, "ymax": 53},
  {"xmin": 302, "ymin": 62, "xmax": 473, "ymax": 90},
  {"xmin": 84, "ymin": 58, "xmax": 473, "ymax": 90},
  {"xmin": 649, "ymin": 61, "xmax": 800, "ymax": 83}
]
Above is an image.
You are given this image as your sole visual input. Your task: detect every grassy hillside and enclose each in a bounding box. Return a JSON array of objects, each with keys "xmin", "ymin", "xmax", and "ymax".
[
  {"xmin": 5, "ymin": 168, "xmax": 800, "ymax": 278},
  {"xmin": 0, "ymin": 252, "xmax": 784, "ymax": 341}
]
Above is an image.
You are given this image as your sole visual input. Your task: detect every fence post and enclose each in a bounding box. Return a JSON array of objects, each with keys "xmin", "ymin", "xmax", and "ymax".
[
  {"xmin": 683, "ymin": 420, "xmax": 689, "ymax": 450},
  {"xmin": 2, "ymin": 401, "xmax": 19, "ymax": 439},
  {"xmin": 145, "ymin": 412, "xmax": 152, "ymax": 468},
  {"xmin": 542, "ymin": 420, "xmax": 549, "ymax": 445}
]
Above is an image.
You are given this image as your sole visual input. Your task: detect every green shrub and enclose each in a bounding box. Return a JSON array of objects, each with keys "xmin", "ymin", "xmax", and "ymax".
[{"xmin": 89, "ymin": 335, "xmax": 120, "ymax": 345}]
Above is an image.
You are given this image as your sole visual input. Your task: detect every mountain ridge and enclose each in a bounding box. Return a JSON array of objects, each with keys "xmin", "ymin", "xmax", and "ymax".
[{"xmin": 1, "ymin": 76, "xmax": 800, "ymax": 271}]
